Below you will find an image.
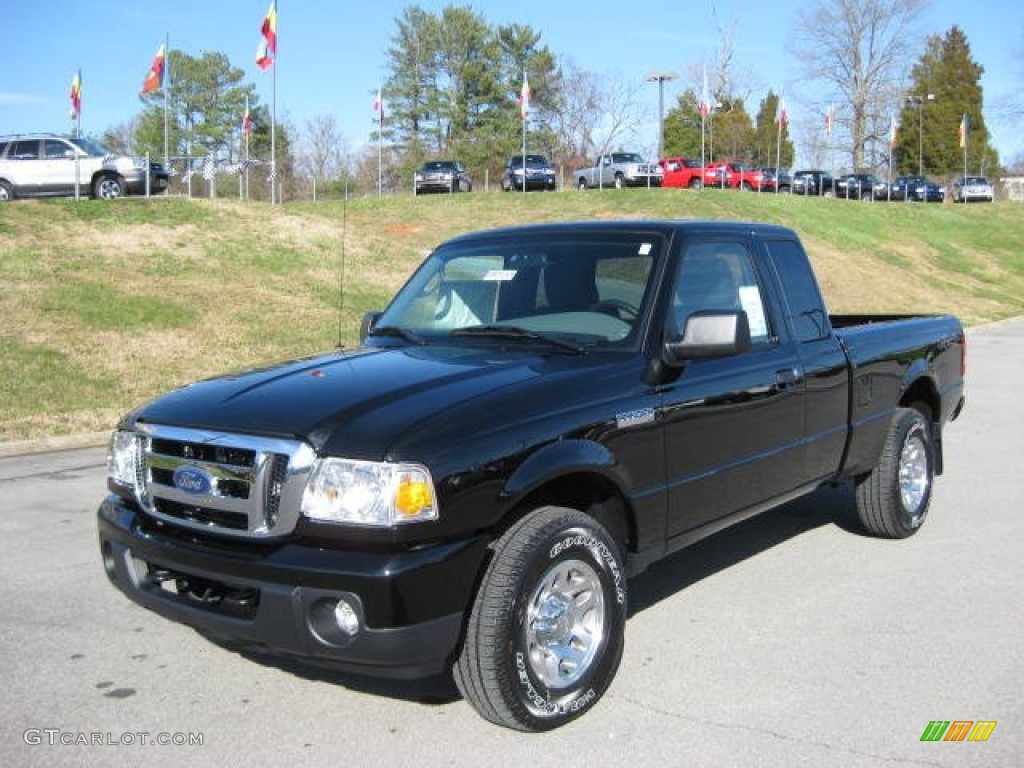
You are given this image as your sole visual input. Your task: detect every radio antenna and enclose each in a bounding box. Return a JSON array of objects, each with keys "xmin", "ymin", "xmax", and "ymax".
[{"xmin": 335, "ymin": 181, "xmax": 347, "ymax": 349}]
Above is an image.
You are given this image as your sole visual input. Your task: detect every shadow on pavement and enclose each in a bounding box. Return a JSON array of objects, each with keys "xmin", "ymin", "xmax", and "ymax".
[{"xmin": 200, "ymin": 481, "xmax": 861, "ymax": 707}]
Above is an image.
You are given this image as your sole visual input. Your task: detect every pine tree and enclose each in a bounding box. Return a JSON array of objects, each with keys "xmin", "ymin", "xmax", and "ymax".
[
  {"xmin": 897, "ymin": 26, "xmax": 999, "ymax": 177},
  {"xmin": 753, "ymin": 91, "xmax": 794, "ymax": 169}
]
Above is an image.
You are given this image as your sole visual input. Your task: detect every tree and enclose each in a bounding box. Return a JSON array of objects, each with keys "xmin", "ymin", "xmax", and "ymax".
[
  {"xmin": 896, "ymin": 26, "xmax": 999, "ymax": 176},
  {"xmin": 384, "ymin": 5, "xmax": 559, "ymax": 182},
  {"xmin": 662, "ymin": 88, "xmax": 704, "ymax": 159},
  {"xmin": 752, "ymin": 91, "xmax": 795, "ymax": 168},
  {"xmin": 134, "ymin": 49, "xmax": 257, "ymax": 163},
  {"xmin": 792, "ymin": 0, "xmax": 927, "ymax": 170}
]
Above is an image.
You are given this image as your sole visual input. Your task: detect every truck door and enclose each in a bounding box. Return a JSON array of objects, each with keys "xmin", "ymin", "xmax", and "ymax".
[
  {"xmin": 661, "ymin": 239, "xmax": 807, "ymax": 539},
  {"xmin": 762, "ymin": 238, "xmax": 849, "ymax": 483}
]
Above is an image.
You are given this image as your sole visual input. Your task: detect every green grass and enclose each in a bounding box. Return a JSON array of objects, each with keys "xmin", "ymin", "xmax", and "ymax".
[{"xmin": 1, "ymin": 191, "xmax": 1022, "ymax": 441}]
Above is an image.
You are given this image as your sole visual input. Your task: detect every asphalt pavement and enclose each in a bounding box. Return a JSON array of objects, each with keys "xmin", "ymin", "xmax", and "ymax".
[{"xmin": 1, "ymin": 320, "xmax": 1020, "ymax": 767}]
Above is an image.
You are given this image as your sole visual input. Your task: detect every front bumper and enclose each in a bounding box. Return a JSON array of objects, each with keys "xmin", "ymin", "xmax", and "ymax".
[
  {"xmin": 122, "ymin": 168, "xmax": 169, "ymax": 195},
  {"xmin": 98, "ymin": 495, "xmax": 488, "ymax": 679}
]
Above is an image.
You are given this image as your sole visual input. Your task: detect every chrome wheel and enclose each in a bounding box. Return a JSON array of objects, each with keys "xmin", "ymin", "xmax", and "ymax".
[
  {"xmin": 525, "ymin": 558, "xmax": 606, "ymax": 689},
  {"xmin": 899, "ymin": 430, "xmax": 930, "ymax": 519},
  {"xmin": 94, "ymin": 176, "xmax": 124, "ymax": 199}
]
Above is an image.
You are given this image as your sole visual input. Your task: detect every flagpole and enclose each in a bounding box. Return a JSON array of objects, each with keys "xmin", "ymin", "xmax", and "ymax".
[
  {"xmin": 377, "ymin": 85, "xmax": 383, "ymax": 199},
  {"xmin": 271, "ymin": 42, "xmax": 277, "ymax": 204},
  {"xmin": 270, "ymin": 2, "xmax": 278, "ymax": 205},
  {"xmin": 163, "ymin": 33, "xmax": 170, "ymax": 176},
  {"xmin": 775, "ymin": 97, "xmax": 783, "ymax": 194},
  {"xmin": 521, "ymin": 73, "xmax": 526, "ymax": 196}
]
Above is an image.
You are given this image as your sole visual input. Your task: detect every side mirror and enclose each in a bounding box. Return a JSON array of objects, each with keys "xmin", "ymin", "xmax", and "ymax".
[
  {"xmin": 664, "ymin": 310, "xmax": 751, "ymax": 365},
  {"xmin": 359, "ymin": 311, "xmax": 382, "ymax": 343}
]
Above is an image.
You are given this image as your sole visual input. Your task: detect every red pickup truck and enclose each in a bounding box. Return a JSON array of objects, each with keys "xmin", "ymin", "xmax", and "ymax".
[
  {"xmin": 659, "ymin": 157, "xmax": 705, "ymax": 189},
  {"xmin": 703, "ymin": 161, "xmax": 762, "ymax": 190}
]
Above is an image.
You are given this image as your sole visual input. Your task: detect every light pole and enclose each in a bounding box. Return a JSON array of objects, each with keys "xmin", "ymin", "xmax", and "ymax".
[
  {"xmin": 645, "ymin": 70, "xmax": 678, "ymax": 160},
  {"xmin": 905, "ymin": 93, "xmax": 935, "ymax": 175}
]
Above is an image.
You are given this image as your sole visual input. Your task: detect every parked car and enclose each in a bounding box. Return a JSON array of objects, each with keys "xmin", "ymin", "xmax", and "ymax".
[
  {"xmin": 575, "ymin": 152, "xmax": 662, "ymax": 189},
  {"xmin": 792, "ymin": 169, "xmax": 834, "ymax": 197},
  {"xmin": 501, "ymin": 154, "xmax": 556, "ymax": 192},
  {"xmin": 755, "ymin": 167, "xmax": 792, "ymax": 193},
  {"xmin": 952, "ymin": 175, "xmax": 993, "ymax": 203},
  {"xmin": 879, "ymin": 175, "xmax": 945, "ymax": 203},
  {"xmin": 414, "ymin": 160, "xmax": 472, "ymax": 195},
  {"xmin": 659, "ymin": 156, "xmax": 704, "ymax": 189},
  {"xmin": 835, "ymin": 173, "xmax": 882, "ymax": 200},
  {"xmin": 0, "ymin": 132, "xmax": 168, "ymax": 201},
  {"xmin": 702, "ymin": 161, "xmax": 760, "ymax": 190}
]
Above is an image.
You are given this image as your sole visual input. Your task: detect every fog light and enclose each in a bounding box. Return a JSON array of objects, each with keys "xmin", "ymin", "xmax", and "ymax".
[{"xmin": 334, "ymin": 599, "xmax": 360, "ymax": 636}]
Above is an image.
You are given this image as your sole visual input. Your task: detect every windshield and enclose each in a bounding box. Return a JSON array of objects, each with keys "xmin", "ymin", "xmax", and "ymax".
[
  {"xmin": 69, "ymin": 137, "xmax": 112, "ymax": 157},
  {"xmin": 510, "ymin": 155, "xmax": 549, "ymax": 168},
  {"xmin": 375, "ymin": 232, "xmax": 663, "ymax": 348}
]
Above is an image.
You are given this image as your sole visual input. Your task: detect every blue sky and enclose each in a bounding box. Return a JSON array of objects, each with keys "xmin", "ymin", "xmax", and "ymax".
[{"xmin": 1, "ymin": 0, "xmax": 1020, "ymax": 166}]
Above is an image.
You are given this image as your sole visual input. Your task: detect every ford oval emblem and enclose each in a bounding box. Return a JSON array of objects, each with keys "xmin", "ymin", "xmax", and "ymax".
[{"xmin": 173, "ymin": 466, "xmax": 213, "ymax": 495}]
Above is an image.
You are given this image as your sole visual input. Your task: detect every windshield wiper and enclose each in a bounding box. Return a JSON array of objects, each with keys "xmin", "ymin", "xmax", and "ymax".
[
  {"xmin": 450, "ymin": 325, "xmax": 586, "ymax": 355},
  {"xmin": 367, "ymin": 325, "xmax": 427, "ymax": 345}
]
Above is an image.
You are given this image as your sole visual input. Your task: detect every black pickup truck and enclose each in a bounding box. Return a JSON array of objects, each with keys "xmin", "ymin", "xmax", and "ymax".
[{"xmin": 98, "ymin": 220, "xmax": 965, "ymax": 731}]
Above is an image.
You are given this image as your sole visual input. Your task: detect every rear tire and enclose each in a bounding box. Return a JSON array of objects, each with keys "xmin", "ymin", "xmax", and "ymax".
[
  {"xmin": 577, "ymin": 177, "xmax": 588, "ymax": 191},
  {"xmin": 0, "ymin": 180, "xmax": 13, "ymax": 201},
  {"xmin": 854, "ymin": 407, "xmax": 935, "ymax": 538},
  {"xmin": 454, "ymin": 506, "xmax": 627, "ymax": 731}
]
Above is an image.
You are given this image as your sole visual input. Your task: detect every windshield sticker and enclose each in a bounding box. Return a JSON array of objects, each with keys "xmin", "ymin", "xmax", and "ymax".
[
  {"xmin": 638, "ymin": 243, "xmax": 652, "ymax": 255},
  {"xmin": 483, "ymin": 269, "xmax": 517, "ymax": 281}
]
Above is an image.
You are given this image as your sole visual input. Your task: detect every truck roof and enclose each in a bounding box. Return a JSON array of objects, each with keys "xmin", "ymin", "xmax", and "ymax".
[{"xmin": 441, "ymin": 219, "xmax": 798, "ymax": 245}]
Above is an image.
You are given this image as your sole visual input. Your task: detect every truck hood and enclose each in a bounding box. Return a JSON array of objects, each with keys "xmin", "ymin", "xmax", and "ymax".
[{"xmin": 127, "ymin": 344, "xmax": 551, "ymax": 458}]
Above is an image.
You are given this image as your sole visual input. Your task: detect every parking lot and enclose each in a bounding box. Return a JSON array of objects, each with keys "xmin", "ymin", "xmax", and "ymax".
[{"xmin": 1, "ymin": 320, "xmax": 1020, "ymax": 768}]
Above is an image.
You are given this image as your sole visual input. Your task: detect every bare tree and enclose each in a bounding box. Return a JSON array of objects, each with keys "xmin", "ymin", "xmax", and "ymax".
[
  {"xmin": 792, "ymin": 0, "xmax": 927, "ymax": 170},
  {"xmin": 553, "ymin": 57, "xmax": 644, "ymax": 164},
  {"xmin": 298, "ymin": 114, "xmax": 348, "ymax": 183}
]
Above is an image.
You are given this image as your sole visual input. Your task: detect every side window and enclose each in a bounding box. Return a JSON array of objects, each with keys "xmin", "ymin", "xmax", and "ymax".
[
  {"xmin": 11, "ymin": 140, "xmax": 40, "ymax": 160},
  {"xmin": 764, "ymin": 239, "xmax": 830, "ymax": 342},
  {"xmin": 671, "ymin": 241, "xmax": 771, "ymax": 346},
  {"xmin": 43, "ymin": 139, "xmax": 71, "ymax": 159}
]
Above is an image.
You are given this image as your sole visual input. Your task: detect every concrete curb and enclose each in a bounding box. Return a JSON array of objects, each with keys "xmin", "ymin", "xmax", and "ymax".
[{"xmin": 0, "ymin": 431, "xmax": 109, "ymax": 459}]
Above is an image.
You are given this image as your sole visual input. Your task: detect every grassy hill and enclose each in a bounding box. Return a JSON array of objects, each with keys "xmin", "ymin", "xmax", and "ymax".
[{"xmin": 2, "ymin": 190, "xmax": 1022, "ymax": 442}]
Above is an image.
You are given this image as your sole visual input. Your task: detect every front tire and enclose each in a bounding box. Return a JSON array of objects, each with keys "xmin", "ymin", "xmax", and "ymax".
[
  {"xmin": 92, "ymin": 175, "xmax": 124, "ymax": 200},
  {"xmin": 613, "ymin": 173, "xmax": 625, "ymax": 189},
  {"xmin": 854, "ymin": 407, "xmax": 935, "ymax": 538},
  {"xmin": 455, "ymin": 506, "xmax": 627, "ymax": 731}
]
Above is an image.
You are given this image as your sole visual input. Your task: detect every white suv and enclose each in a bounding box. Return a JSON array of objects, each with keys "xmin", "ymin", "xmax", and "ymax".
[{"xmin": 0, "ymin": 133, "xmax": 168, "ymax": 201}]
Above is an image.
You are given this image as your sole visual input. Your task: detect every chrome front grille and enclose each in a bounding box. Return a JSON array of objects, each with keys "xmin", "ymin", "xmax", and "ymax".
[{"xmin": 132, "ymin": 424, "xmax": 315, "ymax": 539}]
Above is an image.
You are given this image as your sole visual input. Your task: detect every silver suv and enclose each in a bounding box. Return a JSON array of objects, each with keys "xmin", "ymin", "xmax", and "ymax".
[{"xmin": 0, "ymin": 133, "xmax": 168, "ymax": 201}]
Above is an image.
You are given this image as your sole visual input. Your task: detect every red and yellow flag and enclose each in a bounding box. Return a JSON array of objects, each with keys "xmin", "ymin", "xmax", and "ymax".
[
  {"xmin": 141, "ymin": 44, "xmax": 166, "ymax": 94},
  {"xmin": 242, "ymin": 105, "xmax": 252, "ymax": 136},
  {"xmin": 261, "ymin": 1, "xmax": 277, "ymax": 56},
  {"xmin": 69, "ymin": 71, "xmax": 82, "ymax": 120}
]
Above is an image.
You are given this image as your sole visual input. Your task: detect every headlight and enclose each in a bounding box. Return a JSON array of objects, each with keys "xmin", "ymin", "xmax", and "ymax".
[
  {"xmin": 301, "ymin": 458, "xmax": 437, "ymax": 526},
  {"xmin": 107, "ymin": 430, "xmax": 140, "ymax": 490}
]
